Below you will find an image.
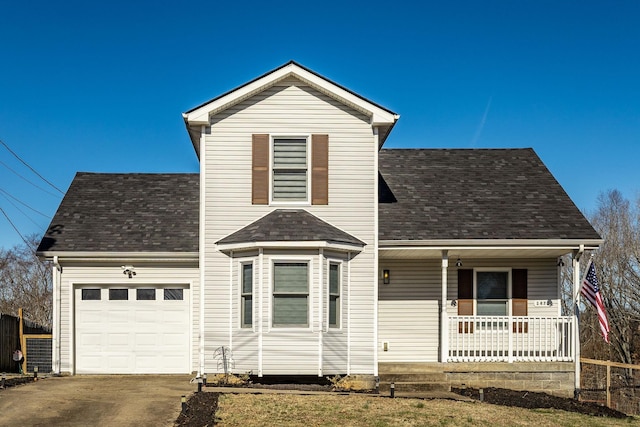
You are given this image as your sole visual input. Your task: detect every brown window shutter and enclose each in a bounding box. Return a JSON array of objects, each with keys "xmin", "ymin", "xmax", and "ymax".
[
  {"xmin": 252, "ymin": 134, "xmax": 269, "ymax": 204},
  {"xmin": 512, "ymin": 269, "xmax": 528, "ymax": 333},
  {"xmin": 311, "ymin": 134, "xmax": 328, "ymax": 205},
  {"xmin": 457, "ymin": 269, "xmax": 474, "ymax": 333}
]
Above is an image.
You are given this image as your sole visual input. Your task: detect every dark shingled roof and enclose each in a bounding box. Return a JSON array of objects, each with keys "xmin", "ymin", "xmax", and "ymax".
[
  {"xmin": 217, "ymin": 209, "xmax": 365, "ymax": 247},
  {"xmin": 378, "ymin": 148, "xmax": 600, "ymax": 241},
  {"xmin": 37, "ymin": 173, "xmax": 199, "ymax": 253}
]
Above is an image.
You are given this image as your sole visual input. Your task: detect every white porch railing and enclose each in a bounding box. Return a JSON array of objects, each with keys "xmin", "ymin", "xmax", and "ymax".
[{"xmin": 448, "ymin": 316, "xmax": 574, "ymax": 362}]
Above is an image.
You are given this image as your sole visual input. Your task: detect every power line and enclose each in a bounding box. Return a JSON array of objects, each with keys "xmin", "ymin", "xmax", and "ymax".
[
  {"xmin": 0, "ymin": 187, "xmax": 50, "ymax": 218},
  {"xmin": 0, "ymin": 206, "xmax": 35, "ymax": 253},
  {"xmin": 0, "ymin": 139, "xmax": 64, "ymax": 195},
  {"xmin": 0, "ymin": 194, "xmax": 47, "ymax": 230},
  {"xmin": 0, "ymin": 159, "xmax": 60, "ymax": 198}
]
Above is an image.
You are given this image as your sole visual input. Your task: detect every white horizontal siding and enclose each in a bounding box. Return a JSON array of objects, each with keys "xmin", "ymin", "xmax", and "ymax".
[
  {"xmin": 57, "ymin": 261, "xmax": 199, "ymax": 374},
  {"xmin": 203, "ymin": 79, "xmax": 377, "ymax": 375},
  {"xmin": 378, "ymin": 260, "xmax": 441, "ymax": 362}
]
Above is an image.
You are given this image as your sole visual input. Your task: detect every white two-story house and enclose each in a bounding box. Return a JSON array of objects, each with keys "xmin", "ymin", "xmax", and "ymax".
[{"xmin": 38, "ymin": 61, "xmax": 601, "ymax": 396}]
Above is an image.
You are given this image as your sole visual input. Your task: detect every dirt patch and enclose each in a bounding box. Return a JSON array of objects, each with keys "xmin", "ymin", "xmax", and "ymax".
[
  {"xmin": 0, "ymin": 376, "xmax": 35, "ymax": 389},
  {"xmin": 452, "ymin": 387, "xmax": 629, "ymax": 418},
  {"xmin": 175, "ymin": 392, "xmax": 219, "ymax": 427}
]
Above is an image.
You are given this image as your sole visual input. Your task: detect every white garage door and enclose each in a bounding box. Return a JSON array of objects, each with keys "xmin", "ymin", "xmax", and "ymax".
[{"xmin": 75, "ymin": 286, "xmax": 189, "ymax": 374}]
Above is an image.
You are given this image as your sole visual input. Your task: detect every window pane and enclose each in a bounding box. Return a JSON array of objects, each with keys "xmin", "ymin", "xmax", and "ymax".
[
  {"xmin": 329, "ymin": 263, "xmax": 340, "ymax": 294},
  {"xmin": 273, "ymin": 139, "xmax": 307, "ymax": 168},
  {"xmin": 477, "ymin": 300, "xmax": 508, "ymax": 316},
  {"xmin": 109, "ymin": 289, "xmax": 128, "ymax": 300},
  {"xmin": 242, "ymin": 296, "xmax": 253, "ymax": 327},
  {"xmin": 329, "ymin": 296, "xmax": 339, "ymax": 326},
  {"xmin": 82, "ymin": 289, "xmax": 101, "ymax": 300},
  {"xmin": 273, "ymin": 296, "xmax": 308, "ymax": 325},
  {"xmin": 136, "ymin": 288, "xmax": 155, "ymax": 300},
  {"xmin": 242, "ymin": 264, "xmax": 253, "ymax": 294},
  {"xmin": 164, "ymin": 289, "xmax": 183, "ymax": 300},
  {"xmin": 273, "ymin": 171, "xmax": 307, "ymax": 200},
  {"xmin": 274, "ymin": 263, "xmax": 308, "ymax": 292},
  {"xmin": 477, "ymin": 272, "xmax": 508, "ymax": 299}
]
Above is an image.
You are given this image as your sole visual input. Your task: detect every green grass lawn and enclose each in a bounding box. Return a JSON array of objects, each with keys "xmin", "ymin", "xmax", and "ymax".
[{"xmin": 215, "ymin": 394, "xmax": 639, "ymax": 427}]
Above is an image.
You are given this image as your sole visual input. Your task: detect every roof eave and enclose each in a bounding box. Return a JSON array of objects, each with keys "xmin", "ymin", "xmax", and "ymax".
[
  {"xmin": 378, "ymin": 238, "xmax": 603, "ymax": 250},
  {"xmin": 216, "ymin": 240, "xmax": 365, "ymax": 253},
  {"xmin": 37, "ymin": 251, "xmax": 199, "ymax": 262}
]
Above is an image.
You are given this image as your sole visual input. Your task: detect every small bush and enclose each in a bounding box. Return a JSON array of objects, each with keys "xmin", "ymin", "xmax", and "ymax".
[{"xmin": 327, "ymin": 375, "xmax": 375, "ymax": 392}]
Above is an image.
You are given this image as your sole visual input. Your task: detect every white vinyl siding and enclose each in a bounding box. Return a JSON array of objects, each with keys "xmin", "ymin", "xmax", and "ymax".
[
  {"xmin": 204, "ymin": 77, "xmax": 376, "ymax": 376},
  {"xmin": 272, "ymin": 138, "xmax": 308, "ymax": 201}
]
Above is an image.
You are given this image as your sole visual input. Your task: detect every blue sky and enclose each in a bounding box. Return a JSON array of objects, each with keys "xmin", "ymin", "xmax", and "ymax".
[{"xmin": 1, "ymin": 1, "xmax": 639, "ymax": 249}]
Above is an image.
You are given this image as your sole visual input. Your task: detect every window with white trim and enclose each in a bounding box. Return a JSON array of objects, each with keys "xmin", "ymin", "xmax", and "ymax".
[
  {"xmin": 272, "ymin": 138, "xmax": 308, "ymax": 201},
  {"xmin": 241, "ymin": 263, "xmax": 253, "ymax": 328},
  {"xmin": 273, "ymin": 262, "xmax": 309, "ymax": 327},
  {"xmin": 476, "ymin": 271, "xmax": 509, "ymax": 316},
  {"xmin": 329, "ymin": 262, "xmax": 340, "ymax": 328}
]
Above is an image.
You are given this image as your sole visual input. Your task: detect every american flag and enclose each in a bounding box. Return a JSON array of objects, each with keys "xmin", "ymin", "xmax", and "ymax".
[{"xmin": 581, "ymin": 260, "xmax": 610, "ymax": 343}]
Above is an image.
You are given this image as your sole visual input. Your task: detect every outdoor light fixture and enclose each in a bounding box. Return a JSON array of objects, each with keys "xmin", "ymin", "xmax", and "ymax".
[
  {"xmin": 383, "ymin": 269, "xmax": 390, "ymax": 285},
  {"xmin": 455, "ymin": 258, "xmax": 463, "ymax": 267},
  {"xmin": 121, "ymin": 265, "xmax": 136, "ymax": 278}
]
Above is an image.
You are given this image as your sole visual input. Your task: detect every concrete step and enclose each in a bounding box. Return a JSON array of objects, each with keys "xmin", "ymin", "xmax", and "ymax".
[
  {"xmin": 379, "ymin": 373, "xmax": 447, "ymax": 383},
  {"xmin": 378, "ymin": 363, "xmax": 445, "ymax": 375},
  {"xmin": 379, "ymin": 381, "xmax": 451, "ymax": 393}
]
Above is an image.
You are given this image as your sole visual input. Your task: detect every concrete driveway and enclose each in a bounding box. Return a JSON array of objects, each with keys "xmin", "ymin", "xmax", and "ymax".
[{"xmin": 0, "ymin": 375, "xmax": 195, "ymax": 426}]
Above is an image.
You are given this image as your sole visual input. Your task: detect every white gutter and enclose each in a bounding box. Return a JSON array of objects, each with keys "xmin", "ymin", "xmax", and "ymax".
[
  {"xmin": 38, "ymin": 251, "xmax": 198, "ymax": 261},
  {"xmin": 379, "ymin": 239, "xmax": 602, "ymax": 248}
]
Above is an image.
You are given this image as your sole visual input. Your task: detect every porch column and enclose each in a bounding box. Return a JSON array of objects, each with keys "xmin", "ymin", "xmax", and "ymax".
[
  {"xmin": 572, "ymin": 246, "xmax": 584, "ymax": 393},
  {"xmin": 440, "ymin": 250, "xmax": 449, "ymax": 363}
]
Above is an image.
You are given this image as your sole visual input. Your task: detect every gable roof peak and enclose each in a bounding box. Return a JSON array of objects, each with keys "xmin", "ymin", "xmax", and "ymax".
[{"xmin": 183, "ymin": 61, "xmax": 399, "ymax": 155}]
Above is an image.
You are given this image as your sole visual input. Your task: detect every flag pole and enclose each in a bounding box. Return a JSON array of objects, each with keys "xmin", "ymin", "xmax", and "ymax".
[{"xmin": 572, "ymin": 245, "xmax": 585, "ymax": 398}]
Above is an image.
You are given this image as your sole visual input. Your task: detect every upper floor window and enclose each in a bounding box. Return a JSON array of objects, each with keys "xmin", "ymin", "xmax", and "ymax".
[
  {"xmin": 272, "ymin": 138, "xmax": 308, "ymax": 202},
  {"xmin": 252, "ymin": 134, "xmax": 328, "ymax": 205}
]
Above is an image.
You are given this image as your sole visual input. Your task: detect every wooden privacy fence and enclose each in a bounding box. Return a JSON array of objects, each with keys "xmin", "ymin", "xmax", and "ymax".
[
  {"xmin": 0, "ymin": 313, "xmax": 20, "ymax": 371},
  {"xmin": 18, "ymin": 308, "xmax": 52, "ymax": 374},
  {"xmin": 0, "ymin": 309, "xmax": 51, "ymax": 373},
  {"xmin": 581, "ymin": 357, "xmax": 640, "ymax": 413}
]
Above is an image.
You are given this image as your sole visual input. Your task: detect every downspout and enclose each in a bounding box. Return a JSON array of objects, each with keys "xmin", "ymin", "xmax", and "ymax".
[
  {"xmin": 573, "ymin": 244, "xmax": 584, "ymax": 396},
  {"xmin": 199, "ymin": 125, "xmax": 207, "ymax": 376},
  {"xmin": 52, "ymin": 256, "xmax": 61, "ymax": 374},
  {"xmin": 318, "ymin": 249, "xmax": 323, "ymax": 377},
  {"xmin": 372, "ymin": 126, "xmax": 380, "ymax": 377}
]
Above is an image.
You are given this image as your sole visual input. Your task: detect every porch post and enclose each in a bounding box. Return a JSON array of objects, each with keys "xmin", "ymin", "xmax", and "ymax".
[
  {"xmin": 441, "ymin": 250, "xmax": 449, "ymax": 363},
  {"xmin": 572, "ymin": 246, "xmax": 584, "ymax": 394}
]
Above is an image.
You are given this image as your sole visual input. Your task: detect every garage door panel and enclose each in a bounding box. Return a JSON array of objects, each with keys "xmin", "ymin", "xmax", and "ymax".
[{"xmin": 75, "ymin": 285, "xmax": 189, "ymax": 374}]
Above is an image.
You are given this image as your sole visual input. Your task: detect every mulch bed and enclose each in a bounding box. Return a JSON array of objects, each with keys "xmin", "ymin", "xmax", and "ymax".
[
  {"xmin": 0, "ymin": 376, "xmax": 35, "ymax": 390},
  {"xmin": 452, "ymin": 387, "xmax": 629, "ymax": 418},
  {"xmin": 175, "ymin": 392, "xmax": 219, "ymax": 427}
]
